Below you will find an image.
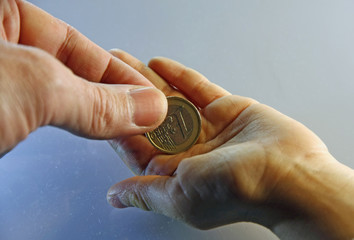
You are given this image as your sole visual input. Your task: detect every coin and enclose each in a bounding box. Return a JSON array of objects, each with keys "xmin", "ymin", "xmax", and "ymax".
[{"xmin": 146, "ymin": 96, "xmax": 201, "ymax": 154}]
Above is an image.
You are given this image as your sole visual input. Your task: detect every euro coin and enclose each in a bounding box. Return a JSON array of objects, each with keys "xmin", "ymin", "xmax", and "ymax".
[{"xmin": 146, "ymin": 96, "xmax": 201, "ymax": 154}]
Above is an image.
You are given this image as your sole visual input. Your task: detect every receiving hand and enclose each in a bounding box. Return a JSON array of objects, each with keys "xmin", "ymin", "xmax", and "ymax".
[
  {"xmin": 0, "ymin": 1, "xmax": 167, "ymax": 155},
  {"xmin": 106, "ymin": 50, "xmax": 338, "ymax": 233}
]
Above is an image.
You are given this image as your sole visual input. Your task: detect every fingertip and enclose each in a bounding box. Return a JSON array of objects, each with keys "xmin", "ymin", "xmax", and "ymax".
[
  {"xmin": 107, "ymin": 187, "xmax": 129, "ymax": 209},
  {"xmin": 107, "ymin": 195, "xmax": 128, "ymax": 209},
  {"xmin": 129, "ymin": 87, "xmax": 167, "ymax": 128},
  {"xmin": 148, "ymin": 56, "xmax": 164, "ymax": 62},
  {"xmin": 109, "ymin": 48, "xmax": 124, "ymax": 58},
  {"xmin": 148, "ymin": 56, "xmax": 167, "ymax": 67},
  {"xmin": 109, "ymin": 48, "xmax": 122, "ymax": 52},
  {"xmin": 148, "ymin": 57, "xmax": 185, "ymax": 74}
]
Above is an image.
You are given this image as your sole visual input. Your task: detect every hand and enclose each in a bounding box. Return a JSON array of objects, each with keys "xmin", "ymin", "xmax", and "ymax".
[
  {"xmin": 107, "ymin": 51, "xmax": 354, "ymax": 239},
  {"xmin": 0, "ymin": 1, "xmax": 167, "ymax": 155}
]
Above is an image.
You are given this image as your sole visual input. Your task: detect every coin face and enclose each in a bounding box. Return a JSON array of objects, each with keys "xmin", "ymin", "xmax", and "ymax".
[{"xmin": 146, "ymin": 96, "xmax": 201, "ymax": 154}]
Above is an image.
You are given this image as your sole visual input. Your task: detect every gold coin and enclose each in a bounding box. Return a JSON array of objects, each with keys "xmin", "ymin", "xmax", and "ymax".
[{"xmin": 146, "ymin": 96, "xmax": 201, "ymax": 154}]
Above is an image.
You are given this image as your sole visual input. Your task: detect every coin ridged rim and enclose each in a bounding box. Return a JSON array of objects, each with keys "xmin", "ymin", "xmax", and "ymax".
[{"xmin": 146, "ymin": 96, "xmax": 201, "ymax": 154}]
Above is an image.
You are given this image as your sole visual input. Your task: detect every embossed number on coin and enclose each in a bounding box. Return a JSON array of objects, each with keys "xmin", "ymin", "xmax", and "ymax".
[{"xmin": 146, "ymin": 96, "xmax": 201, "ymax": 154}]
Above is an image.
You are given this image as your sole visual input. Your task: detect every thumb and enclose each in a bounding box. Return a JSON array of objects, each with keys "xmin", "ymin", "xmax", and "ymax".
[
  {"xmin": 107, "ymin": 175, "xmax": 183, "ymax": 218},
  {"xmin": 49, "ymin": 77, "xmax": 167, "ymax": 138}
]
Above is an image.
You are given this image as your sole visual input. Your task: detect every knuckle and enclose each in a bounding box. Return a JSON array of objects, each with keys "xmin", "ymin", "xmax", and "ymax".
[
  {"xmin": 129, "ymin": 189, "xmax": 150, "ymax": 211},
  {"xmin": 89, "ymin": 86, "xmax": 127, "ymax": 137},
  {"xmin": 89, "ymin": 87, "xmax": 115, "ymax": 136},
  {"xmin": 56, "ymin": 24, "xmax": 78, "ymax": 64}
]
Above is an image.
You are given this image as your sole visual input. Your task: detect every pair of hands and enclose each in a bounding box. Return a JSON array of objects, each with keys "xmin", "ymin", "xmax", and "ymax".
[{"xmin": 2, "ymin": 1, "xmax": 353, "ymax": 239}]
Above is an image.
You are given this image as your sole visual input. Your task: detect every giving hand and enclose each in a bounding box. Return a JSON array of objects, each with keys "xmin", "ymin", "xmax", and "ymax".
[{"xmin": 0, "ymin": 1, "xmax": 167, "ymax": 155}]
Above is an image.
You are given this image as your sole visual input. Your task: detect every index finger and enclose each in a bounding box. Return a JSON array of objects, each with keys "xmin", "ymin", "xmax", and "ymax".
[
  {"xmin": 148, "ymin": 57, "xmax": 231, "ymax": 108},
  {"xmin": 17, "ymin": 1, "xmax": 152, "ymax": 86}
]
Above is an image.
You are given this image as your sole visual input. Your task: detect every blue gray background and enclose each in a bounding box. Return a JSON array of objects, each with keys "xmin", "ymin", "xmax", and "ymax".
[{"xmin": 1, "ymin": 1, "xmax": 353, "ymax": 239}]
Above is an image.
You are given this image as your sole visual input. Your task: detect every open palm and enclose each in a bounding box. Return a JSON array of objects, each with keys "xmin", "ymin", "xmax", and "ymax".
[
  {"xmin": 107, "ymin": 50, "xmax": 332, "ymax": 230},
  {"xmin": 108, "ymin": 51, "xmax": 252, "ymax": 176}
]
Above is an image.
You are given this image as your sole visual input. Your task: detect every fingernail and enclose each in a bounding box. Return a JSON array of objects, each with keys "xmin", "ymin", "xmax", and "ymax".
[
  {"xmin": 107, "ymin": 191, "xmax": 128, "ymax": 208},
  {"xmin": 129, "ymin": 87, "xmax": 167, "ymax": 127}
]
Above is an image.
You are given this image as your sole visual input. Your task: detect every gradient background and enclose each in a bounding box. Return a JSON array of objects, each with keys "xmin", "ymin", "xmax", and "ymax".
[{"xmin": 1, "ymin": 1, "xmax": 353, "ymax": 239}]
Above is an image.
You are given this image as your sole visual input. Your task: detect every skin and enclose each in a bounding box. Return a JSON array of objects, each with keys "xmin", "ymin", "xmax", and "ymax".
[
  {"xmin": 1, "ymin": 1, "xmax": 353, "ymax": 239},
  {"xmin": 0, "ymin": 0, "xmax": 167, "ymax": 155},
  {"xmin": 107, "ymin": 50, "xmax": 354, "ymax": 239}
]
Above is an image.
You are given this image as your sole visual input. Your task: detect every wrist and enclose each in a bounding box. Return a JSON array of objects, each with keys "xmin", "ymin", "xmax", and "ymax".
[{"xmin": 278, "ymin": 154, "xmax": 354, "ymax": 239}]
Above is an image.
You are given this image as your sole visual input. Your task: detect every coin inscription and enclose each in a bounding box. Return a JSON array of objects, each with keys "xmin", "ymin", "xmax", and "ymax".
[{"xmin": 146, "ymin": 96, "xmax": 201, "ymax": 154}]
